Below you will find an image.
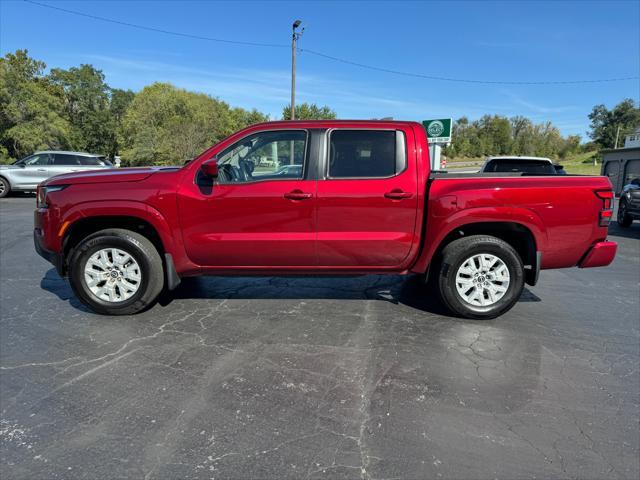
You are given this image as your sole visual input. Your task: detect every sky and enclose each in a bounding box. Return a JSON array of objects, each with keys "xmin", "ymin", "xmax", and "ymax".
[{"xmin": 1, "ymin": 0, "xmax": 639, "ymax": 139}]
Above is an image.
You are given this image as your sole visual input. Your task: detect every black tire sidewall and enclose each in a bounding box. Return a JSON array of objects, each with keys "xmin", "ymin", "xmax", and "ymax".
[
  {"xmin": 618, "ymin": 200, "xmax": 632, "ymax": 227},
  {"xmin": 70, "ymin": 234, "xmax": 155, "ymax": 314},
  {"xmin": 440, "ymin": 240, "xmax": 524, "ymax": 320},
  {"xmin": 0, "ymin": 178, "xmax": 9, "ymax": 198}
]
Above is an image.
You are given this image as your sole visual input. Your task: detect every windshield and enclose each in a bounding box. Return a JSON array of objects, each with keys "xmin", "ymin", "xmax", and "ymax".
[{"xmin": 486, "ymin": 159, "xmax": 556, "ymax": 174}]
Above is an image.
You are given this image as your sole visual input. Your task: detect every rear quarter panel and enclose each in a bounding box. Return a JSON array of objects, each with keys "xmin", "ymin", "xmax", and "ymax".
[{"xmin": 414, "ymin": 175, "xmax": 612, "ymax": 272}]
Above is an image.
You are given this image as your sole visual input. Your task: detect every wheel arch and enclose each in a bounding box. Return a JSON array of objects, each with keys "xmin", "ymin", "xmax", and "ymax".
[
  {"xmin": 423, "ymin": 221, "xmax": 541, "ymax": 286},
  {"xmin": 59, "ymin": 200, "xmax": 177, "ymax": 266},
  {"xmin": 63, "ymin": 215, "xmax": 166, "ymax": 260}
]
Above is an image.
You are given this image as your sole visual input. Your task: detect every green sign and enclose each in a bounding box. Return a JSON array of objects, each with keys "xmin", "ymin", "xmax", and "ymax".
[{"xmin": 422, "ymin": 118, "xmax": 452, "ymax": 143}]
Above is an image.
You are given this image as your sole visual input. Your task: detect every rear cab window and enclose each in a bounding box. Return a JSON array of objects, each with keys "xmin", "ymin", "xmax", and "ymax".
[{"xmin": 328, "ymin": 130, "xmax": 406, "ymax": 178}]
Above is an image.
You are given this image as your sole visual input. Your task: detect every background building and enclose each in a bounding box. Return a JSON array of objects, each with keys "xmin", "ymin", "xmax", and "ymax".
[{"xmin": 601, "ymin": 127, "xmax": 640, "ymax": 194}]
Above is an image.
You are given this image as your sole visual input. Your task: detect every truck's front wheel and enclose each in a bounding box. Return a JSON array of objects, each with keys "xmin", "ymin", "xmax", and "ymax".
[
  {"xmin": 69, "ymin": 229, "xmax": 164, "ymax": 315},
  {"xmin": 437, "ymin": 235, "xmax": 524, "ymax": 320}
]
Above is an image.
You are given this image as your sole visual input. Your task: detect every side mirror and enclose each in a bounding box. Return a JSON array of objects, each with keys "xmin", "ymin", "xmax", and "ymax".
[{"xmin": 200, "ymin": 159, "xmax": 219, "ymax": 178}]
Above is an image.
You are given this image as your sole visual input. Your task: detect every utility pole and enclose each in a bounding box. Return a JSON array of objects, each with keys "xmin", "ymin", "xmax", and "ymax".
[
  {"xmin": 614, "ymin": 124, "xmax": 621, "ymax": 149},
  {"xmin": 291, "ymin": 20, "xmax": 303, "ymax": 120}
]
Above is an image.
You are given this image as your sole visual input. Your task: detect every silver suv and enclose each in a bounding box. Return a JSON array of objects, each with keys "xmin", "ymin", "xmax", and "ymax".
[{"xmin": 0, "ymin": 151, "xmax": 113, "ymax": 198}]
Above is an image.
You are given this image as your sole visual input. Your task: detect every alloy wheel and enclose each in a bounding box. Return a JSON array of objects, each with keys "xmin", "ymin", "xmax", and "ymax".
[
  {"xmin": 455, "ymin": 253, "xmax": 510, "ymax": 308},
  {"xmin": 83, "ymin": 248, "xmax": 142, "ymax": 302}
]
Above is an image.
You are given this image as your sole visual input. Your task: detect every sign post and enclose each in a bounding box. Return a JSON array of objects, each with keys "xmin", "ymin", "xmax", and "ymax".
[{"xmin": 422, "ymin": 119, "xmax": 452, "ymax": 170}]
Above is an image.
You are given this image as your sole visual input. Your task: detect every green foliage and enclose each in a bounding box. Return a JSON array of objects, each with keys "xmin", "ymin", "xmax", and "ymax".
[
  {"xmin": 49, "ymin": 64, "xmax": 112, "ymax": 154},
  {"xmin": 444, "ymin": 115, "xmax": 578, "ymax": 160},
  {"xmin": 282, "ymin": 103, "xmax": 337, "ymax": 120},
  {"xmin": 119, "ymin": 83, "xmax": 269, "ymax": 166},
  {"xmin": 0, "ymin": 50, "xmax": 71, "ymax": 160},
  {"xmin": 106, "ymin": 88, "xmax": 135, "ymax": 158},
  {"xmin": 588, "ymin": 98, "xmax": 640, "ymax": 149}
]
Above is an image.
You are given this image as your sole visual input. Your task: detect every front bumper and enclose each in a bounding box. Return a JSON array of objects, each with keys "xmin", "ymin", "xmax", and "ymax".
[
  {"xmin": 34, "ymin": 229, "xmax": 65, "ymax": 276},
  {"xmin": 578, "ymin": 241, "xmax": 617, "ymax": 268}
]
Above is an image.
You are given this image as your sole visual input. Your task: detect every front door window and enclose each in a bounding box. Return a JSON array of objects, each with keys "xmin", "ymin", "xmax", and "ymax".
[{"xmin": 215, "ymin": 130, "xmax": 307, "ymax": 183}]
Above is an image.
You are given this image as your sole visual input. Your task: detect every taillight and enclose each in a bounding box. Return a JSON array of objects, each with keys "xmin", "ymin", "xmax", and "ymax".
[{"xmin": 595, "ymin": 190, "xmax": 614, "ymax": 226}]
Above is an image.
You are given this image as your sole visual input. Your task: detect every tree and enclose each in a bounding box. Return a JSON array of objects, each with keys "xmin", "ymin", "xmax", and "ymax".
[
  {"xmin": 559, "ymin": 135, "xmax": 581, "ymax": 158},
  {"xmin": 510, "ymin": 116, "xmax": 535, "ymax": 155},
  {"xmin": 443, "ymin": 114, "xmax": 585, "ymax": 160},
  {"xmin": 119, "ymin": 83, "xmax": 269, "ymax": 166},
  {"xmin": 588, "ymin": 99, "xmax": 640, "ymax": 149},
  {"xmin": 107, "ymin": 88, "xmax": 135, "ymax": 158},
  {"xmin": 282, "ymin": 103, "xmax": 336, "ymax": 120},
  {"xmin": 477, "ymin": 115, "xmax": 512, "ymax": 155},
  {"xmin": 48, "ymin": 64, "xmax": 112, "ymax": 154},
  {"xmin": 0, "ymin": 50, "xmax": 70, "ymax": 162}
]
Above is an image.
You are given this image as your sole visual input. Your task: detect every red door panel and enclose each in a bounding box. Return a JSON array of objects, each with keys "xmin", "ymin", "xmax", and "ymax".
[
  {"xmin": 178, "ymin": 180, "xmax": 316, "ymax": 267},
  {"xmin": 316, "ymin": 128, "xmax": 419, "ymax": 268}
]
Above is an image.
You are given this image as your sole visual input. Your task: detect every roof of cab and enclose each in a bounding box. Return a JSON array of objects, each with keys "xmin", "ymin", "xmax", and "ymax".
[
  {"xmin": 485, "ymin": 156, "xmax": 552, "ymax": 162},
  {"xmin": 249, "ymin": 119, "xmax": 423, "ymax": 128}
]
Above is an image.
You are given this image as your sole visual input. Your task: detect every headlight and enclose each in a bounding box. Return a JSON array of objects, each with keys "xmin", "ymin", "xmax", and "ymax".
[{"xmin": 37, "ymin": 185, "xmax": 68, "ymax": 208}]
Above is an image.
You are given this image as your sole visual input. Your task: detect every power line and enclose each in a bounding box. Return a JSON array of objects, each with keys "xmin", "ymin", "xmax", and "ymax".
[
  {"xmin": 24, "ymin": 0, "xmax": 640, "ymax": 86},
  {"xmin": 23, "ymin": 0, "xmax": 288, "ymax": 48},
  {"xmin": 299, "ymin": 48, "xmax": 640, "ymax": 85}
]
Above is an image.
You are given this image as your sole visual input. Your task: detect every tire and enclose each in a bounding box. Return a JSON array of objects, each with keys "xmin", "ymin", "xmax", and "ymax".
[
  {"xmin": 68, "ymin": 228, "xmax": 164, "ymax": 315},
  {"xmin": 0, "ymin": 177, "xmax": 10, "ymax": 198},
  {"xmin": 617, "ymin": 199, "xmax": 633, "ymax": 228},
  {"xmin": 437, "ymin": 235, "xmax": 525, "ymax": 320}
]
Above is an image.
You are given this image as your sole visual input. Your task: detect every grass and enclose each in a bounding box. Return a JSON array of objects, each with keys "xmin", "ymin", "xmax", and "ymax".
[{"xmin": 559, "ymin": 151, "xmax": 601, "ymax": 175}]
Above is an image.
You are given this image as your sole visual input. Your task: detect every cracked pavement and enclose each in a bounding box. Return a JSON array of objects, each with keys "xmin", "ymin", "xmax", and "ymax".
[{"xmin": 1, "ymin": 196, "xmax": 639, "ymax": 479}]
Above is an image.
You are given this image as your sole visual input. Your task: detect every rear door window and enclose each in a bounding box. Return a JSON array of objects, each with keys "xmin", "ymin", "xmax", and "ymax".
[
  {"xmin": 79, "ymin": 156, "xmax": 107, "ymax": 166},
  {"xmin": 52, "ymin": 154, "xmax": 81, "ymax": 166},
  {"xmin": 328, "ymin": 130, "xmax": 405, "ymax": 178}
]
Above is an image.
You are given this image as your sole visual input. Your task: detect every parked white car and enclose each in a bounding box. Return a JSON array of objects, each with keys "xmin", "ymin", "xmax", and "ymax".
[{"xmin": 0, "ymin": 151, "xmax": 113, "ymax": 198}]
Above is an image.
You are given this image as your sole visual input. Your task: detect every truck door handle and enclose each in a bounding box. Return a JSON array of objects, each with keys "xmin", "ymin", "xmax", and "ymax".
[
  {"xmin": 284, "ymin": 190, "xmax": 312, "ymax": 200},
  {"xmin": 37, "ymin": 169, "xmax": 47, "ymax": 172},
  {"xmin": 384, "ymin": 189, "xmax": 413, "ymax": 200}
]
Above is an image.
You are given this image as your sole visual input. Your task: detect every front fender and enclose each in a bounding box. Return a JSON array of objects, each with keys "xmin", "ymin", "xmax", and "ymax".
[
  {"xmin": 410, "ymin": 205, "xmax": 548, "ymax": 273},
  {"xmin": 58, "ymin": 200, "xmax": 177, "ymax": 257}
]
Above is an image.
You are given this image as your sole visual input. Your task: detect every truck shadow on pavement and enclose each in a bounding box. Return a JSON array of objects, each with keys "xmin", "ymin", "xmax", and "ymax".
[
  {"xmin": 40, "ymin": 269, "xmax": 542, "ymax": 317},
  {"xmin": 167, "ymin": 273, "xmax": 543, "ymax": 317},
  {"xmin": 39, "ymin": 269, "xmax": 93, "ymax": 313}
]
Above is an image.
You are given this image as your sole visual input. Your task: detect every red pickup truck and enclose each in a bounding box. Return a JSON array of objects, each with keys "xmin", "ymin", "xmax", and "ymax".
[{"xmin": 34, "ymin": 120, "xmax": 617, "ymax": 319}]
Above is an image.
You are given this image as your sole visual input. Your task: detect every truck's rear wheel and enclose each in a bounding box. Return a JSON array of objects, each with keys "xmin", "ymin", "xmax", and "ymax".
[
  {"xmin": 69, "ymin": 229, "xmax": 164, "ymax": 315},
  {"xmin": 437, "ymin": 235, "xmax": 524, "ymax": 320}
]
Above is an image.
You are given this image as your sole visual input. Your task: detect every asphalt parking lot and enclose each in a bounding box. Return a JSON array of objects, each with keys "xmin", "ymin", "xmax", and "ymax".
[{"xmin": 1, "ymin": 196, "xmax": 639, "ymax": 480}]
